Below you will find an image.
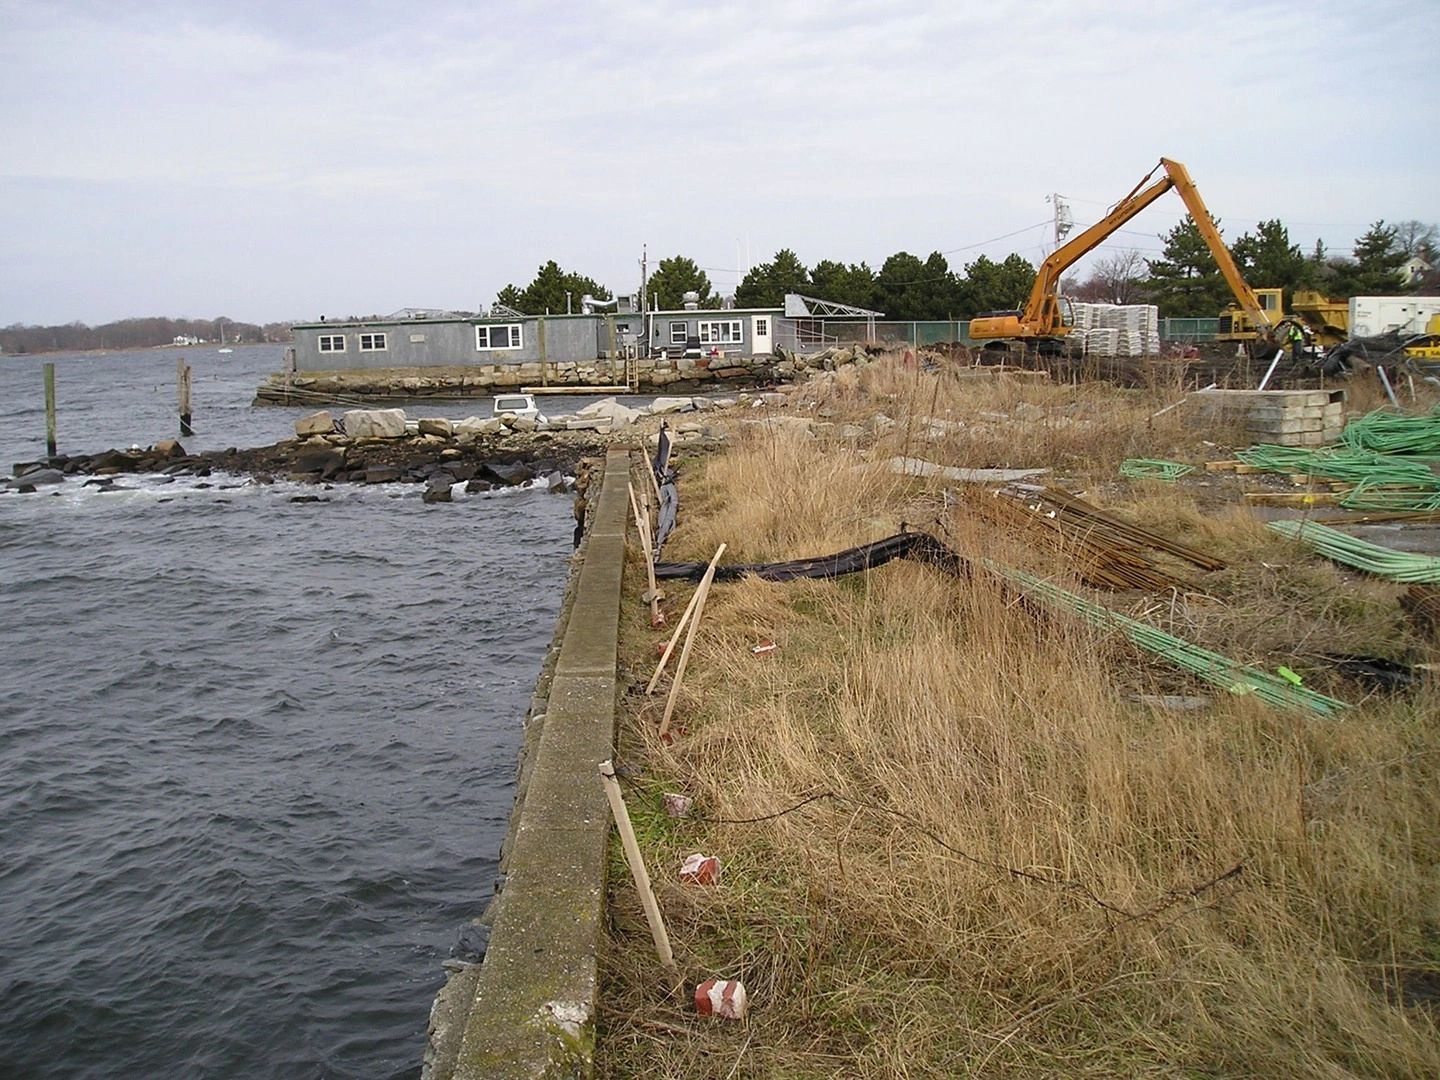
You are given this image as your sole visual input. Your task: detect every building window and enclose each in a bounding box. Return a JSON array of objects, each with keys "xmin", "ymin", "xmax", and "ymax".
[
  {"xmin": 670, "ymin": 322, "xmax": 688, "ymax": 346},
  {"xmin": 476, "ymin": 324, "xmax": 522, "ymax": 350},
  {"xmin": 318, "ymin": 335, "xmax": 346, "ymax": 353},
  {"xmin": 359, "ymin": 332, "xmax": 387, "ymax": 351},
  {"xmin": 755, "ymin": 318, "xmax": 769, "ymax": 336},
  {"xmin": 698, "ymin": 320, "xmax": 743, "ymax": 344}
]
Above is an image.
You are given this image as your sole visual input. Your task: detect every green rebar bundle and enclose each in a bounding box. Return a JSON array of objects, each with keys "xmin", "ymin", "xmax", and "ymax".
[
  {"xmin": 1236, "ymin": 444, "xmax": 1440, "ymax": 489},
  {"xmin": 1120, "ymin": 459, "xmax": 1196, "ymax": 482},
  {"xmin": 1267, "ymin": 520, "xmax": 1440, "ymax": 583},
  {"xmin": 1341, "ymin": 406, "xmax": 1440, "ymax": 455},
  {"xmin": 992, "ymin": 564, "xmax": 1350, "ymax": 716},
  {"xmin": 1339, "ymin": 481, "xmax": 1440, "ymax": 513}
]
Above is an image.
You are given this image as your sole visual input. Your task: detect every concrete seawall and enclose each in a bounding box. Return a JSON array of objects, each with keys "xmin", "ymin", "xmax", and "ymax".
[{"xmin": 424, "ymin": 448, "xmax": 629, "ymax": 1080}]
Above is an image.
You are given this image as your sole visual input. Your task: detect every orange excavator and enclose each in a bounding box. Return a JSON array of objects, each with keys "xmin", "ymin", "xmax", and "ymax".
[{"xmin": 968, "ymin": 157, "xmax": 1284, "ymax": 359}]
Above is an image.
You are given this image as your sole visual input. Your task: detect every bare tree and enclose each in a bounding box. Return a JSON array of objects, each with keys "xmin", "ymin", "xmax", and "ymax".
[
  {"xmin": 1393, "ymin": 220, "xmax": 1438, "ymax": 260},
  {"xmin": 1068, "ymin": 249, "xmax": 1149, "ymax": 304}
]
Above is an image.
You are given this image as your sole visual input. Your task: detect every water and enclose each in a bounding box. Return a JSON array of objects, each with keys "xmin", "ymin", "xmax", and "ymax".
[{"xmin": 0, "ymin": 346, "xmax": 585, "ymax": 1077}]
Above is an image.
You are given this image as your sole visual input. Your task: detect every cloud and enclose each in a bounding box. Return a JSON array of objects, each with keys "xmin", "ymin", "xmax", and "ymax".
[{"xmin": 1, "ymin": 0, "xmax": 1435, "ymax": 322}]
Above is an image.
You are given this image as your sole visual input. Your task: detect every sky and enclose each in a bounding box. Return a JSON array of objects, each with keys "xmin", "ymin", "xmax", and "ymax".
[{"xmin": 1, "ymin": 0, "xmax": 1435, "ymax": 326}]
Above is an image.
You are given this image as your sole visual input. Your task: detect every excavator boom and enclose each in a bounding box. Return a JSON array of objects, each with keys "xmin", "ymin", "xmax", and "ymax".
[{"xmin": 969, "ymin": 157, "xmax": 1275, "ymax": 345}]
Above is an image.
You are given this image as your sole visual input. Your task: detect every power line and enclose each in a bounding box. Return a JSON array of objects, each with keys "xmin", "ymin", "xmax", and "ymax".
[{"xmin": 939, "ymin": 219, "xmax": 1051, "ymax": 255}]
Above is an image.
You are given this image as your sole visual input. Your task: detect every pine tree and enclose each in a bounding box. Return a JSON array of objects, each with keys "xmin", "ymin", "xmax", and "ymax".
[
  {"xmin": 734, "ymin": 249, "xmax": 809, "ymax": 307},
  {"xmin": 646, "ymin": 256, "xmax": 713, "ymax": 310},
  {"xmin": 1145, "ymin": 215, "xmax": 1233, "ymax": 317}
]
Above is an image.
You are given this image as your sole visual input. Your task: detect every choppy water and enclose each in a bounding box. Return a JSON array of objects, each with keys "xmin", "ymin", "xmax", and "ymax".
[{"xmin": 0, "ymin": 347, "xmax": 585, "ymax": 1077}]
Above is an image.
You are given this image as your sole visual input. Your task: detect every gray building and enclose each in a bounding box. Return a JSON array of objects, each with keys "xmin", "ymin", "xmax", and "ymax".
[{"xmin": 289, "ymin": 304, "xmax": 785, "ymax": 373}]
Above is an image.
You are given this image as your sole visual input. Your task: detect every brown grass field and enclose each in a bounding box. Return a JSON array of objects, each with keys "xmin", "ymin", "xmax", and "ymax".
[{"xmin": 597, "ymin": 356, "xmax": 1440, "ymax": 1079}]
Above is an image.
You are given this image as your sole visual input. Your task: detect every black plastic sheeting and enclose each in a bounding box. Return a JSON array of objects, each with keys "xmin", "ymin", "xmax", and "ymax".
[
  {"xmin": 652, "ymin": 426, "xmax": 679, "ymax": 555},
  {"xmin": 653, "ymin": 531, "xmax": 969, "ymax": 583}
]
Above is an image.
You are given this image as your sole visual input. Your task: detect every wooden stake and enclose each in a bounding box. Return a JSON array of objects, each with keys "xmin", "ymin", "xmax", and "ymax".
[
  {"xmin": 628, "ymin": 483, "xmax": 664, "ymax": 627},
  {"xmin": 647, "ymin": 543, "xmax": 726, "ymax": 694},
  {"xmin": 598, "ymin": 759, "xmax": 676, "ymax": 972},
  {"xmin": 645, "ymin": 442, "xmax": 664, "ymax": 507},
  {"xmin": 658, "ymin": 547, "xmax": 724, "ymax": 741},
  {"xmin": 177, "ymin": 357, "xmax": 193, "ymax": 437},
  {"xmin": 43, "ymin": 362, "xmax": 57, "ymax": 457}
]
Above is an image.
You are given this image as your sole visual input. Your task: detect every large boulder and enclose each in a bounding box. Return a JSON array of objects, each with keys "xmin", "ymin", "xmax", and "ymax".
[
  {"xmin": 7, "ymin": 468, "xmax": 65, "ymax": 488},
  {"xmin": 417, "ymin": 417, "xmax": 453, "ymax": 438},
  {"xmin": 294, "ymin": 410, "xmax": 334, "ymax": 438},
  {"xmin": 577, "ymin": 398, "xmax": 642, "ymax": 427},
  {"xmin": 455, "ymin": 416, "xmax": 504, "ymax": 437},
  {"xmin": 647, "ymin": 396, "xmax": 694, "ymax": 415},
  {"xmin": 343, "ymin": 408, "xmax": 407, "ymax": 439}
]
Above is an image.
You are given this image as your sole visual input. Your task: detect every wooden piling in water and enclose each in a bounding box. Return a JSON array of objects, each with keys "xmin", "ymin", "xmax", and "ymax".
[
  {"xmin": 44, "ymin": 362, "xmax": 57, "ymax": 457},
  {"xmin": 177, "ymin": 357, "xmax": 194, "ymax": 436}
]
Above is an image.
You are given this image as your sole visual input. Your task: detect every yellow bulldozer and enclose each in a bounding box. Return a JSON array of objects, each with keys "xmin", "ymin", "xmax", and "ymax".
[{"xmin": 1217, "ymin": 289, "xmax": 1348, "ymax": 349}]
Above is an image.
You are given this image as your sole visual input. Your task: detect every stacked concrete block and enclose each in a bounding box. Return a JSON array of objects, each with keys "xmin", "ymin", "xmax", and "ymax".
[
  {"xmin": 1067, "ymin": 303, "xmax": 1161, "ymax": 355},
  {"xmin": 1189, "ymin": 388, "xmax": 1346, "ymax": 447}
]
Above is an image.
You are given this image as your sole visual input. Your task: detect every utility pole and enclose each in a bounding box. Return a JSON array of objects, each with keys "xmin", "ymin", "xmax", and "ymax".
[
  {"xmin": 1048, "ymin": 193, "xmax": 1073, "ymax": 296},
  {"xmin": 638, "ymin": 244, "xmax": 648, "ymax": 315}
]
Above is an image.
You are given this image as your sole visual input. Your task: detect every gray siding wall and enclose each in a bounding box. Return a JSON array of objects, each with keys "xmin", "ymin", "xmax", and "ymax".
[
  {"xmin": 293, "ymin": 317, "xmax": 602, "ymax": 371},
  {"xmin": 649, "ymin": 311, "xmax": 782, "ymax": 354}
]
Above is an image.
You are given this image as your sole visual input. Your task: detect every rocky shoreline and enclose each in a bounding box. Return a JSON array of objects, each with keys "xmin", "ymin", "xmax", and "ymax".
[{"xmin": 4, "ymin": 426, "xmax": 612, "ymax": 504}]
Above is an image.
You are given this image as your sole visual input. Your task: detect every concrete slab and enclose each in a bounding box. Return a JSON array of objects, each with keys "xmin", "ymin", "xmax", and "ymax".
[{"xmin": 434, "ymin": 449, "xmax": 630, "ymax": 1080}]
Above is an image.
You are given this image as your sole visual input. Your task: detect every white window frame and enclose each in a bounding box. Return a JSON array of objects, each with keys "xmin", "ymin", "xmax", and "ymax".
[
  {"xmin": 358, "ymin": 332, "xmax": 387, "ymax": 352},
  {"xmin": 698, "ymin": 319, "xmax": 744, "ymax": 345},
  {"xmin": 669, "ymin": 322, "xmax": 689, "ymax": 346},
  {"xmin": 755, "ymin": 318, "xmax": 769, "ymax": 336},
  {"xmin": 475, "ymin": 323, "xmax": 523, "ymax": 350},
  {"xmin": 318, "ymin": 334, "xmax": 346, "ymax": 354}
]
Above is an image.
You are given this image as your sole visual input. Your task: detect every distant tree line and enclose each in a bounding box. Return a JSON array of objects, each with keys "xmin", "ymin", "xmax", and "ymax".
[
  {"xmin": 496, "ymin": 251, "xmax": 1040, "ymax": 322},
  {"xmin": 0, "ymin": 317, "xmax": 293, "ymax": 355},
  {"xmin": 490, "ymin": 218, "xmax": 1438, "ymax": 329},
  {"xmin": 1066, "ymin": 217, "xmax": 1438, "ymax": 318}
]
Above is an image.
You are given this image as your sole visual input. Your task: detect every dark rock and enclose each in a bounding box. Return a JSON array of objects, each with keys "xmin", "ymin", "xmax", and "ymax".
[
  {"xmin": 89, "ymin": 449, "xmax": 143, "ymax": 473},
  {"xmin": 251, "ymin": 473, "xmax": 275, "ymax": 485},
  {"xmin": 441, "ymin": 462, "xmax": 477, "ymax": 482},
  {"xmin": 83, "ymin": 477, "xmax": 116, "ymax": 488},
  {"xmin": 422, "ymin": 478, "xmax": 454, "ymax": 504},
  {"xmin": 194, "ymin": 465, "xmax": 211, "ymax": 478},
  {"xmin": 365, "ymin": 466, "xmax": 402, "ymax": 484},
  {"xmin": 451, "ymin": 922, "xmax": 489, "ymax": 963},
  {"xmin": 285, "ymin": 472, "xmax": 322, "ymax": 484},
  {"xmin": 290, "ymin": 494, "xmax": 327, "ymax": 503},
  {"xmin": 15, "ymin": 484, "xmax": 36, "ymax": 494},
  {"xmin": 483, "ymin": 461, "xmax": 535, "ymax": 486},
  {"xmin": 294, "ymin": 446, "xmax": 346, "ymax": 478},
  {"xmin": 465, "ymin": 478, "xmax": 494, "ymax": 494}
]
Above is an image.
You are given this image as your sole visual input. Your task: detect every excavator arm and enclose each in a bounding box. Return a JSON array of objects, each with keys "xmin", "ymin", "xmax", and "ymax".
[{"xmin": 969, "ymin": 157, "xmax": 1276, "ymax": 346}]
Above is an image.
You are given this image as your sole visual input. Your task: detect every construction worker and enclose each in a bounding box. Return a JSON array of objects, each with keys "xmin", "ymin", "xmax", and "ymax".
[{"xmin": 1284, "ymin": 322, "xmax": 1306, "ymax": 364}]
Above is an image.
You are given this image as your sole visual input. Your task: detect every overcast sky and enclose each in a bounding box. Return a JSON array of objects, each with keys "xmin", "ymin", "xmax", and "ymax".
[{"xmin": 1, "ymin": 0, "xmax": 1435, "ymax": 325}]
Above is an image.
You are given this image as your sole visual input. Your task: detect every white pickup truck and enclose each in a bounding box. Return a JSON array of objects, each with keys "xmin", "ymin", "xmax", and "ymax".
[{"xmin": 490, "ymin": 393, "xmax": 547, "ymax": 424}]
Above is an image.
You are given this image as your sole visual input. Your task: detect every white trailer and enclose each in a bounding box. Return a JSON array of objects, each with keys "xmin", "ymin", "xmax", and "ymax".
[{"xmin": 1348, "ymin": 296, "xmax": 1440, "ymax": 337}]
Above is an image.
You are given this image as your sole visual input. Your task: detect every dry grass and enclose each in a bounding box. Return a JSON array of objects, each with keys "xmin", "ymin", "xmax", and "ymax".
[{"xmin": 598, "ymin": 356, "xmax": 1440, "ymax": 1078}]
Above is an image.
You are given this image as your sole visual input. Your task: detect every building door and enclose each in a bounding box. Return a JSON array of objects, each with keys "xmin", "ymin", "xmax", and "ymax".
[{"xmin": 751, "ymin": 315, "xmax": 773, "ymax": 355}]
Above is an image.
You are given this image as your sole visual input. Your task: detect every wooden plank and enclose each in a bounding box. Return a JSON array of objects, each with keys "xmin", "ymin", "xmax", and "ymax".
[{"xmin": 1243, "ymin": 491, "xmax": 1343, "ymax": 507}]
